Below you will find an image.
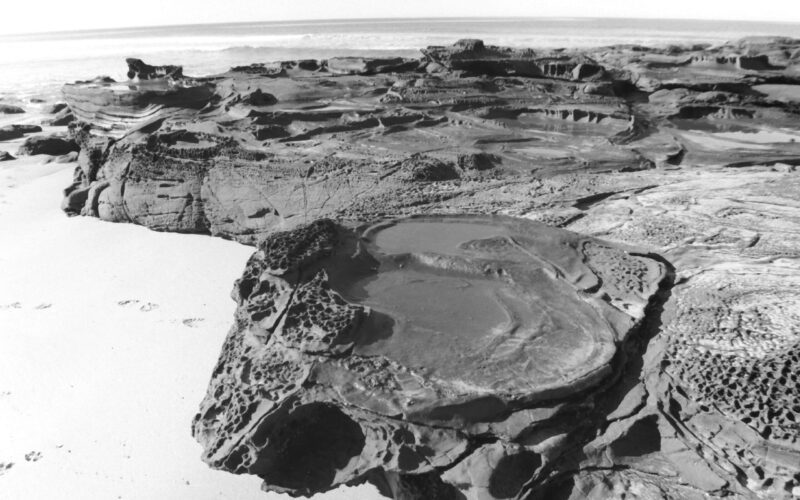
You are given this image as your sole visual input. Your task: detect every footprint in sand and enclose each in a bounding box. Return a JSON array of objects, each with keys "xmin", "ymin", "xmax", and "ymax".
[
  {"xmin": 117, "ymin": 300, "xmax": 159, "ymax": 312},
  {"xmin": 182, "ymin": 318, "xmax": 205, "ymax": 328}
]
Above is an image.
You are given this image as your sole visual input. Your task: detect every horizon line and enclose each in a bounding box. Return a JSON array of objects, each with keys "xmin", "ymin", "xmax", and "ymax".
[{"xmin": 4, "ymin": 15, "xmax": 800, "ymax": 39}]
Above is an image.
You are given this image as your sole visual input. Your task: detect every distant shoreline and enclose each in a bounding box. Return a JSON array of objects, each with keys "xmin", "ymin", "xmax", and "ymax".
[{"xmin": 4, "ymin": 16, "xmax": 800, "ymax": 40}]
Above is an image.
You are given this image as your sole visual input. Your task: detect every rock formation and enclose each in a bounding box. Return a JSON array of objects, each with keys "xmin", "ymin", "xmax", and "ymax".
[
  {"xmin": 422, "ymin": 38, "xmax": 604, "ymax": 80},
  {"xmin": 60, "ymin": 38, "xmax": 800, "ymax": 498},
  {"xmin": 192, "ymin": 216, "xmax": 668, "ymax": 498},
  {"xmin": 0, "ymin": 103, "xmax": 25, "ymax": 114},
  {"xmin": 43, "ymin": 102, "xmax": 68, "ymax": 114},
  {"xmin": 43, "ymin": 106, "xmax": 75, "ymax": 126},
  {"xmin": 17, "ymin": 135, "xmax": 79, "ymax": 156},
  {"xmin": 0, "ymin": 124, "xmax": 42, "ymax": 141},
  {"xmin": 125, "ymin": 58, "xmax": 184, "ymax": 80}
]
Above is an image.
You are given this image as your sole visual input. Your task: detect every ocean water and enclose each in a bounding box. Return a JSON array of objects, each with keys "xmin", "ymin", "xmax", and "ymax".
[{"xmin": 1, "ymin": 17, "xmax": 800, "ymax": 98}]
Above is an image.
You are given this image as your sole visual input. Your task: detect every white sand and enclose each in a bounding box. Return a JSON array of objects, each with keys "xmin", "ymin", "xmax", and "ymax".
[{"xmin": 0, "ymin": 155, "xmax": 380, "ymax": 499}]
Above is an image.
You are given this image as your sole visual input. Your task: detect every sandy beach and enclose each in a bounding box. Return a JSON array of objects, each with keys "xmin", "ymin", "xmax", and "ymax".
[
  {"xmin": 3, "ymin": 12, "xmax": 800, "ymax": 497},
  {"xmin": 0, "ymin": 145, "xmax": 379, "ymax": 499}
]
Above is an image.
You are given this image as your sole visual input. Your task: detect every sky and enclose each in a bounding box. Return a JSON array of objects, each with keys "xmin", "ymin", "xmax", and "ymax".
[{"xmin": 1, "ymin": 0, "xmax": 799, "ymax": 35}]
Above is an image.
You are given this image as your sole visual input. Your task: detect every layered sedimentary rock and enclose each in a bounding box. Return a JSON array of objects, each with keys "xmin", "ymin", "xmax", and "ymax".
[
  {"xmin": 60, "ymin": 37, "xmax": 800, "ymax": 498},
  {"xmin": 192, "ymin": 215, "xmax": 667, "ymax": 498},
  {"xmin": 422, "ymin": 38, "xmax": 604, "ymax": 80},
  {"xmin": 62, "ymin": 77, "xmax": 214, "ymax": 138},
  {"xmin": 60, "ymin": 38, "xmax": 800, "ymax": 243}
]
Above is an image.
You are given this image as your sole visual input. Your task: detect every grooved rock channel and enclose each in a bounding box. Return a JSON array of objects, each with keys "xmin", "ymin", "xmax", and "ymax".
[
  {"xmin": 191, "ymin": 216, "xmax": 667, "ymax": 498},
  {"xmin": 59, "ymin": 38, "xmax": 800, "ymax": 498}
]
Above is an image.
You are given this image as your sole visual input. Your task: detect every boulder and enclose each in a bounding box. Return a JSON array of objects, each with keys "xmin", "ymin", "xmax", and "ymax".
[
  {"xmin": 0, "ymin": 104, "xmax": 25, "ymax": 114},
  {"xmin": 0, "ymin": 124, "xmax": 43, "ymax": 141},
  {"xmin": 17, "ymin": 135, "xmax": 79, "ymax": 156},
  {"xmin": 241, "ymin": 89, "xmax": 277, "ymax": 106},
  {"xmin": 45, "ymin": 107, "xmax": 75, "ymax": 126},
  {"xmin": 43, "ymin": 102, "xmax": 68, "ymax": 114}
]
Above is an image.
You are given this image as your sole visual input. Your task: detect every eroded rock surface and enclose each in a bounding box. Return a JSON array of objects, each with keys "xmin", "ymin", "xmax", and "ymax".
[
  {"xmin": 17, "ymin": 135, "xmax": 79, "ymax": 156},
  {"xmin": 0, "ymin": 124, "xmax": 42, "ymax": 141},
  {"xmin": 0, "ymin": 103, "xmax": 25, "ymax": 114},
  {"xmin": 59, "ymin": 37, "xmax": 800, "ymax": 498},
  {"xmin": 192, "ymin": 216, "xmax": 667, "ymax": 498}
]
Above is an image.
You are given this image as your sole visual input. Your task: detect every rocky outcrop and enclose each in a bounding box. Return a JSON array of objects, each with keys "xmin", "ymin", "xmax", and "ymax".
[
  {"xmin": 0, "ymin": 124, "xmax": 42, "ymax": 141},
  {"xmin": 43, "ymin": 102, "xmax": 68, "ymax": 114},
  {"xmin": 17, "ymin": 135, "xmax": 79, "ymax": 156},
  {"xmin": 125, "ymin": 58, "xmax": 183, "ymax": 80},
  {"xmin": 44, "ymin": 107, "xmax": 75, "ymax": 126},
  {"xmin": 60, "ymin": 37, "xmax": 800, "ymax": 499},
  {"xmin": 0, "ymin": 103, "xmax": 25, "ymax": 114},
  {"xmin": 62, "ymin": 76, "xmax": 215, "ymax": 137},
  {"xmin": 0, "ymin": 151, "xmax": 15, "ymax": 161},
  {"xmin": 193, "ymin": 215, "xmax": 667, "ymax": 498},
  {"xmin": 326, "ymin": 57, "xmax": 419, "ymax": 75},
  {"xmin": 422, "ymin": 39, "xmax": 604, "ymax": 80}
]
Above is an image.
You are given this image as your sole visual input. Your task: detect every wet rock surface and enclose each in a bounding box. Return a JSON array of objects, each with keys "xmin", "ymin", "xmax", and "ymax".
[{"xmin": 61, "ymin": 38, "xmax": 800, "ymax": 498}]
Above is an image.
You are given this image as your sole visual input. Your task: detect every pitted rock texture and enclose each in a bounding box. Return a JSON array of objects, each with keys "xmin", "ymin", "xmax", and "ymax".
[
  {"xmin": 193, "ymin": 215, "xmax": 668, "ymax": 498},
  {"xmin": 60, "ymin": 37, "xmax": 800, "ymax": 499},
  {"xmin": 664, "ymin": 265, "xmax": 800, "ymax": 444},
  {"xmin": 61, "ymin": 38, "xmax": 800, "ymax": 244}
]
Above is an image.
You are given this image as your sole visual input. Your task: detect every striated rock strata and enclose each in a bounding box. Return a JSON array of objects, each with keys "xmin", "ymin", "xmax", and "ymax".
[{"xmin": 59, "ymin": 37, "xmax": 800, "ymax": 498}]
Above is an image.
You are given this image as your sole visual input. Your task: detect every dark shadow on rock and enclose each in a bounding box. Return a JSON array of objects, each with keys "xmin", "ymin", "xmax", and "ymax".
[
  {"xmin": 249, "ymin": 403, "xmax": 366, "ymax": 494},
  {"xmin": 489, "ymin": 451, "xmax": 543, "ymax": 498},
  {"xmin": 369, "ymin": 469, "xmax": 466, "ymax": 500},
  {"xmin": 610, "ymin": 415, "xmax": 662, "ymax": 457},
  {"xmin": 351, "ymin": 309, "xmax": 396, "ymax": 348},
  {"xmin": 528, "ymin": 474, "xmax": 576, "ymax": 500}
]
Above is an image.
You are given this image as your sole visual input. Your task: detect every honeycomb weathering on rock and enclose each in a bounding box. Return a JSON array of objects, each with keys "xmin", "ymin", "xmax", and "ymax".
[
  {"xmin": 193, "ymin": 215, "xmax": 668, "ymax": 498},
  {"xmin": 664, "ymin": 265, "xmax": 800, "ymax": 444},
  {"xmin": 56, "ymin": 36, "xmax": 800, "ymax": 498}
]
